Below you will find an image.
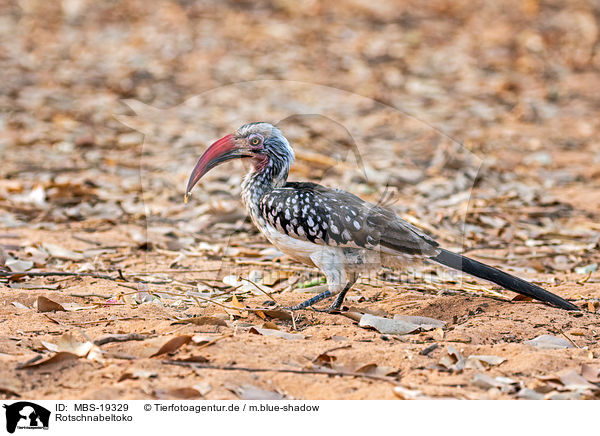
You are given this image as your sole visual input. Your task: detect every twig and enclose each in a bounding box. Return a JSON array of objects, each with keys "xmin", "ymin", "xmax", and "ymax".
[
  {"xmin": 162, "ymin": 360, "xmax": 399, "ymax": 385},
  {"xmin": 320, "ymin": 344, "xmax": 352, "ymax": 355},
  {"xmin": 577, "ymin": 271, "xmax": 593, "ymax": 285},
  {"xmin": 559, "ymin": 330, "xmax": 580, "ymax": 349},
  {"xmin": 174, "ymin": 292, "xmax": 273, "ymax": 313},
  {"xmin": 93, "ymin": 333, "xmax": 150, "ymax": 346},
  {"xmin": 0, "ymin": 271, "xmax": 122, "ymax": 281},
  {"xmin": 69, "ymin": 293, "xmax": 112, "ymax": 299},
  {"xmin": 195, "ymin": 333, "xmax": 232, "ymax": 351},
  {"xmin": 0, "ymin": 270, "xmax": 181, "ymax": 285},
  {"xmin": 233, "ymin": 260, "xmax": 312, "ymax": 272},
  {"xmin": 77, "ymin": 317, "xmax": 140, "ymax": 325},
  {"xmin": 240, "ymin": 277, "xmax": 279, "ymax": 304}
]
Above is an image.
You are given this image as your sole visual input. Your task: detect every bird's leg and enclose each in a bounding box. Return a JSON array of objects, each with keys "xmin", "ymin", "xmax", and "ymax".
[
  {"xmin": 285, "ymin": 253, "xmax": 354, "ymax": 312},
  {"xmin": 284, "ymin": 290, "xmax": 332, "ymax": 311},
  {"xmin": 317, "ymin": 276, "xmax": 357, "ymax": 313},
  {"xmin": 287, "ymin": 276, "xmax": 358, "ymax": 312}
]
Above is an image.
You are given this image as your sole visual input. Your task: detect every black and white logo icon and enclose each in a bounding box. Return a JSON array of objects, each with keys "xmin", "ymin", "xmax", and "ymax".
[{"xmin": 3, "ymin": 402, "xmax": 50, "ymax": 434}]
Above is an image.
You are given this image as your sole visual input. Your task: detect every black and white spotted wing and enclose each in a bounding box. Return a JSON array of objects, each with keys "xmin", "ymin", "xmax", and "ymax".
[{"xmin": 258, "ymin": 182, "xmax": 440, "ymax": 257}]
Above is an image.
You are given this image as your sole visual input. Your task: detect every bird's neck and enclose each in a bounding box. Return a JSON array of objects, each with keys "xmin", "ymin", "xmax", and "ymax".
[{"xmin": 241, "ymin": 159, "xmax": 289, "ymax": 216}]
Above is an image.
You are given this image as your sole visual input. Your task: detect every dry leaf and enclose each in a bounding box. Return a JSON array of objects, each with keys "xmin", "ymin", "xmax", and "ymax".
[
  {"xmin": 439, "ymin": 345, "xmax": 466, "ymax": 371},
  {"xmin": 36, "ymin": 296, "xmax": 66, "ymax": 313},
  {"xmin": 150, "ymin": 335, "xmax": 192, "ymax": 357},
  {"xmin": 41, "ymin": 333, "xmax": 103, "ymax": 362},
  {"xmin": 5, "ymin": 258, "xmax": 34, "ymax": 272},
  {"xmin": 248, "ymin": 327, "xmax": 304, "ymax": 340},
  {"xmin": 558, "ymin": 370, "xmax": 598, "ymax": 391},
  {"xmin": 262, "ymin": 309, "xmax": 292, "ymax": 321},
  {"xmin": 355, "ymin": 363, "xmax": 398, "ymax": 377},
  {"xmin": 261, "ymin": 270, "xmax": 293, "ymax": 286},
  {"xmin": 525, "ymin": 334, "xmax": 573, "ymax": 349},
  {"xmin": 232, "ymin": 384, "xmax": 285, "ymax": 400},
  {"xmin": 313, "ymin": 352, "xmax": 337, "ymax": 368},
  {"xmin": 227, "ymin": 295, "xmax": 248, "ymax": 318},
  {"xmin": 155, "ymin": 387, "xmax": 203, "ymax": 399},
  {"xmin": 516, "ymin": 388, "xmax": 545, "ymax": 400},
  {"xmin": 512, "ymin": 294, "xmax": 534, "ymax": 302},
  {"xmin": 19, "ymin": 352, "xmax": 79, "ymax": 369},
  {"xmin": 42, "ymin": 243, "xmax": 84, "ymax": 261},
  {"xmin": 465, "ymin": 355, "xmax": 506, "ymax": 370},
  {"xmin": 193, "ymin": 381, "xmax": 212, "ymax": 396},
  {"xmin": 393, "ymin": 386, "xmax": 427, "ymax": 400},
  {"xmin": 358, "ymin": 314, "xmax": 420, "ymax": 335}
]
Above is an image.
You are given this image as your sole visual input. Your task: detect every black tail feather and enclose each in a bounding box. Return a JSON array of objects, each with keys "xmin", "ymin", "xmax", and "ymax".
[{"xmin": 431, "ymin": 249, "xmax": 578, "ymax": 311}]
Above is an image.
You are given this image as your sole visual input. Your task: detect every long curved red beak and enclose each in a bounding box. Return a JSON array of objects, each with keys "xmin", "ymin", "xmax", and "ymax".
[{"xmin": 185, "ymin": 134, "xmax": 250, "ymax": 203}]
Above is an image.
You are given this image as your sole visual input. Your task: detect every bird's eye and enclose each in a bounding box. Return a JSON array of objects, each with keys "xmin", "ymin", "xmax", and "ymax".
[{"xmin": 248, "ymin": 134, "xmax": 263, "ymax": 148}]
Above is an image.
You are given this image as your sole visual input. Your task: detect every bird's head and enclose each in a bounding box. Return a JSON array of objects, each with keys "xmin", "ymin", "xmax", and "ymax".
[{"xmin": 185, "ymin": 122, "xmax": 294, "ymax": 202}]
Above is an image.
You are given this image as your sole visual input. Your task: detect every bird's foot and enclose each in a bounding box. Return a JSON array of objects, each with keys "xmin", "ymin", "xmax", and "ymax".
[{"xmin": 313, "ymin": 293, "xmax": 345, "ymax": 313}]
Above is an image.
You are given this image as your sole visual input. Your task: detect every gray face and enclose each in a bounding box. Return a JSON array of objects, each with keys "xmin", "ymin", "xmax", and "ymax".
[
  {"xmin": 234, "ymin": 122, "xmax": 295, "ymax": 166},
  {"xmin": 235, "ymin": 122, "xmax": 277, "ymax": 140}
]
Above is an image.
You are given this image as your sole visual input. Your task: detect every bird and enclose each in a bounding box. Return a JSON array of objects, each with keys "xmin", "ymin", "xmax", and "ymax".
[{"xmin": 184, "ymin": 122, "xmax": 578, "ymax": 312}]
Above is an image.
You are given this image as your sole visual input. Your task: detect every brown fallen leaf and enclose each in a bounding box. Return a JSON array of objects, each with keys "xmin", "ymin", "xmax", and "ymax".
[
  {"xmin": 150, "ymin": 335, "xmax": 192, "ymax": 357},
  {"xmin": 41, "ymin": 333, "xmax": 103, "ymax": 362},
  {"xmin": 0, "ymin": 385, "xmax": 20, "ymax": 398},
  {"xmin": 511, "ymin": 294, "xmax": 534, "ymax": 302},
  {"xmin": 36, "ymin": 296, "xmax": 66, "ymax": 312},
  {"xmin": 262, "ymin": 309, "xmax": 292, "ymax": 321},
  {"xmin": 261, "ymin": 270, "xmax": 293, "ymax": 286},
  {"xmin": 355, "ymin": 363, "xmax": 399, "ymax": 377},
  {"xmin": 223, "ymin": 295, "xmax": 248, "ymax": 318},
  {"xmin": 18, "ymin": 352, "xmax": 79, "ymax": 369},
  {"xmin": 340, "ymin": 311, "xmax": 363, "ymax": 322},
  {"xmin": 154, "ymin": 387, "xmax": 203, "ymax": 399},
  {"xmin": 313, "ymin": 352, "xmax": 337, "ymax": 368}
]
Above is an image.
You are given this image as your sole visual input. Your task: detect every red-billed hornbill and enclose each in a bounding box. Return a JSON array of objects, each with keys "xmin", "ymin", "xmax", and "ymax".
[{"xmin": 185, "ymin": 122, "xmax": 578, "ymax": 312}]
